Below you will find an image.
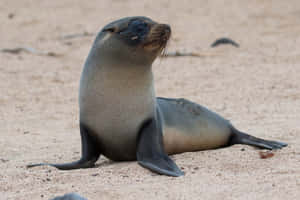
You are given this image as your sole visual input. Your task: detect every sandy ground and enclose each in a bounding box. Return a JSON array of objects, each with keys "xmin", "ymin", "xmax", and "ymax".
[{"xmin": 1, "ymin": 0, "xmax": 300, "ymax": 199}]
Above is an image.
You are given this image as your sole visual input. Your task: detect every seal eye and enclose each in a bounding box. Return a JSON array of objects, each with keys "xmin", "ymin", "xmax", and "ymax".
[
  {"xmin": 118, "ymin": 19, "xmax": 150, "ymax": 44},
  {"xmin": 130, "ymin": 20, "xmax": 149, "ymax": 36}
]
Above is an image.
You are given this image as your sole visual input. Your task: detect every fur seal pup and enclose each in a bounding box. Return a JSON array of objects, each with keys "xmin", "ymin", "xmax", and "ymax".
[{"xmin": 28, "ymin": 16, "xmax": 287, "ymax": 177}]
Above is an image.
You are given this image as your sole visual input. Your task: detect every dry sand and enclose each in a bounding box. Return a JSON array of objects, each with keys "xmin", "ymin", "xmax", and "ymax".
[{"xmin": 1, "ymin": 0, "xmax": 299, "ymax": 199}]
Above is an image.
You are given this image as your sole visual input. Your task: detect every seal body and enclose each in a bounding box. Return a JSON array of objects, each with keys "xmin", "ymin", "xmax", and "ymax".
[
  {"xmin": 79, "ymin": 59, "xmax": 156, "ymax": 161},
  {"xmin": 158, "ymin": 98, "xmax": 232, "ymax": 154},
  {"xmin": 28, "ymin": 16, "xmax": 287, "ymax": 177}
]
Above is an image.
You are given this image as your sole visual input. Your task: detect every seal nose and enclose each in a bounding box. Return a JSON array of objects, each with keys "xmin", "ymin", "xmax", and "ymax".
[
  {"xmin": 158, "ymin": 24, "xmax": 171, "ymax": 41},
  {"xmin": 143, "ymin": 23, "xmax": 171, "ymax": 51},
  {"xmin": 163, "ymin": 24, "xmax": 171, "ymax": 36}
]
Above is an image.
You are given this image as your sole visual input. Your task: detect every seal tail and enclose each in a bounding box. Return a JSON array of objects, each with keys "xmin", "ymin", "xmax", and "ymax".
[
  {"xmin": 228, "ymin": 126, "xmax": 287, "ymax": 150},
  {"xmin": 27, "ymin": 123, "xmax": 101, "ymax": 170}
]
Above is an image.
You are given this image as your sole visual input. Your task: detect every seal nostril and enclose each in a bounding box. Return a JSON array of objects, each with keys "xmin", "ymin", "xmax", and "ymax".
[
  {"xmin": 163, "ymin": 24, "xmax": 171, "ymax": 34},
  {"xmin": 165, "ymin": 26, "xmax": 171, "ymax": 33},
  {"xmin": 159, "ymin": 24, "xmax": 171, "ymax": 39}
]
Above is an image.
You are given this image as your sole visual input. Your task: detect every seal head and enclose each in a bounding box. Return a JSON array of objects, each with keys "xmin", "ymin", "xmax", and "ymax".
[{"xmin": 89, "ymin": 16, "xmax": 171, "ymax": 66}]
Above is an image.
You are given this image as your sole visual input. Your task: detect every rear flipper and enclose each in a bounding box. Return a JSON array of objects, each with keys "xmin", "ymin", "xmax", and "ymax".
[
  {"xmin": 27, "ymin": 123, "xmax": 101, "ymax": 170},
  {"xmin": 228, "ymin": 126, "xmax": 287, "ymax": 150}
]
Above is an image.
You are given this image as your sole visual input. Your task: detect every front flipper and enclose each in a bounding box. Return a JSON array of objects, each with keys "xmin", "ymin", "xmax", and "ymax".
[
  {"xmin": 229, "ymin": 126, "xmax": 288, "ymax": 150},
  {"xmin": 27, "ymin": 123, "xmax": 101, "ymax": 170},
  {"xmin": 136, "ymin": 117, "xmax": 184, "ymax": 177}
]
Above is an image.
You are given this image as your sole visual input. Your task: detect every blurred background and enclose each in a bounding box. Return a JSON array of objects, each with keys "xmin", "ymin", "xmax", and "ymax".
[{"xmin": 1, "ymin": 0, "xmax": 299, "ymax": 199}]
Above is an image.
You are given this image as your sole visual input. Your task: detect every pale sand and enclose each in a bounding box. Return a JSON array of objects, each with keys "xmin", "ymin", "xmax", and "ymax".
[{"xmin": 0, "ymin": 0, "xmax": 299, "ymax": 199}]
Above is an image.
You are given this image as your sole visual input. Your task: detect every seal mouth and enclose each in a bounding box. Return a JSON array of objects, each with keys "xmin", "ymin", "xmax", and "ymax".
[{"xmin": 142, "ymin": 24, "xmax": 171, "ymax": 52}]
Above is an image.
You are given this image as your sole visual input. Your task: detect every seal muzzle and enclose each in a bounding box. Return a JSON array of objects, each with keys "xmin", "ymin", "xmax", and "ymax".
[{"xmin": 143, "ymin": 24, "xmax": 171, "ymax": 51}]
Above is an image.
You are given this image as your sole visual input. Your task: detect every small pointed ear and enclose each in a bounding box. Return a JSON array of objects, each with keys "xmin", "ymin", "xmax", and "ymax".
[
  {"xmin": 103, "ymin": 27, "xmax": 117, "ymax": 33},
  {"xmin": 102, "ymin": 20, "xmax": 130, "ymax": 34}
]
